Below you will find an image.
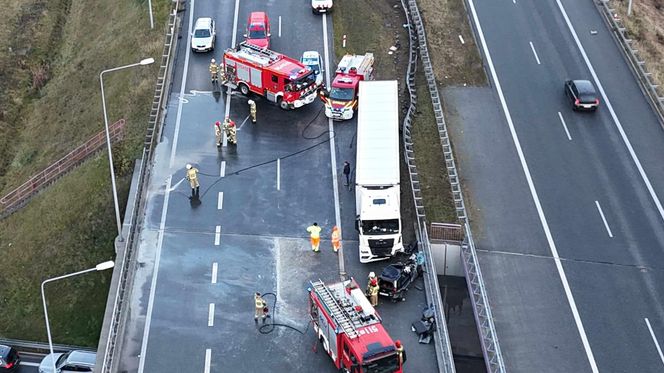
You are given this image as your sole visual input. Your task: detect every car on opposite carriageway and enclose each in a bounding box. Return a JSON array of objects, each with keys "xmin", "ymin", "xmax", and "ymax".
[{"xmin": 564, "ymin": 79, "xmax": 599, "ymax": 111}]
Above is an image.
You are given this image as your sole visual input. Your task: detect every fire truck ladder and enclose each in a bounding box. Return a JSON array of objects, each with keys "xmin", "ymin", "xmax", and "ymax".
[
  {"xmin": 312, "ymin": 280, "xmax": 359, "ymax": 339},
  {"xmin": 237, "ymin": 42, "xmax": 281, "ymax": 66}
]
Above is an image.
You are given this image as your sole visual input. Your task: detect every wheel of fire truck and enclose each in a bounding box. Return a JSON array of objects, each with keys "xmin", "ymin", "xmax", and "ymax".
[
  {"xmin": 278, "ymin": 97, "xmax": 289, "ymax": 110},
  {"xmin": 239, "ymin": 83, "xmax": 249, "ymax": 95}
]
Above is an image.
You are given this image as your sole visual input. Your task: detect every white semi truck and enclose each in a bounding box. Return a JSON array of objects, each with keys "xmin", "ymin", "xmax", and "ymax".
[{"xmin": 355, "ymin": 80, "xmax": 403, "ymax": 263}]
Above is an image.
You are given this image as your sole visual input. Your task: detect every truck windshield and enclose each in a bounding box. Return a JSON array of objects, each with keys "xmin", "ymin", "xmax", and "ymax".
[
  {"xmin": 329, "ymin": 87, "xmax": 355, "ymax": 101},
  {"xmin": 286, "ymin": 71, "xmax": 316, "ymax": 92},
  {"xmin": 361, "ymin": 219, "xmax": 400, "ymax": 235},
  {"xmin": 362, "ymin": 354, "xmax": 399, "ymax": 373}
]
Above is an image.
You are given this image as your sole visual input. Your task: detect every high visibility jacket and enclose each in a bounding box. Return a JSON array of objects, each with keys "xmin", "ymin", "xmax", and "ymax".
[
  {"xmin": 255, "ymin": 295, "xmax": 266, "ymax": 309},
  {"xmin": 397, "ymin": 345, "xmax": 405, "ymax": 365},
  {"xmin": 215, "ymin": 125, "xmax": 222, "ymax": 137},
  {"xmin": 331, "ymin": 229, "xmax": 340, "ymax": 243},
  {"xmin": 369, "ymin": 284, "xmax": 379, "ymax": 296},
  {"xmin": 209, "ymin": 63, "xmax": 218, "ymax": 74},
  {"xmin": 186, "ymin": 168, "xmax": 199, "ymax": 180},
  {"xmin": 307, "ymin": 225, "xmax": 321, "ymax": 238}
]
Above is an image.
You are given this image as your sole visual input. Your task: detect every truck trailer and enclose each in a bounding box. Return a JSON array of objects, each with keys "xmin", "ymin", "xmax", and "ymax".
[{"xmin": 355, "ymin": 80, "xmax": 403, "ymax": 263}]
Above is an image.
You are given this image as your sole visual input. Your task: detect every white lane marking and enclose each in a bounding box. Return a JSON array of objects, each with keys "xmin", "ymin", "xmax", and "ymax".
[
  {"xmin": 277, "ymin": 158, "xmax": 281, "ymax": 191},
  {"xmin": 20, "ymin": 362, "xmax": 40, "ymax": 367},
  {"xmin": 217, "ymin": 192, "xmax": 224, "ymax": 209},
  {"xmin": 322, "ymin": 15, "xmax": 344, "ymax": 256},
  {"xmin": 137, "ymin": 176, "xmax": 173, "ymax": 373},
  {"xmin": 529, "ymin": 41, "xmax": 541, "ymax": 65},
  {"xmin": 466, "ymin": 0, "xmax": 599, "ymax": 370},
  {"xmin": 211, "ymin": 262, "xmax": 218, "ymax": 284},
  {"xmin": 458, "ymin": 35, "xmax": 465, "ymax": 44},
  {"xmin": 204, "ymin": 348, "xmax": 211, "ymax": 373},
  {"xmin": 555, "ymin": 0, "xmax": 664, "ymax": 226},
  {"xmin": 558, "ymin": 112, "xmax": 572, "ymax": 140},
  {"xmin": 168, "ymin": 0, "xmax": 196, "ymax": 168},
  {"xmin": 279, "ymin": 16, "xmax": 282, "ymax": 37},
  {"xmin": 595, "ymin": 200, "xmax": 614, "ymax": 238},
  {"xmin": 208, "ymin": 303, "xmax": 215, "ymax": 326},
  {"xmin": 220, "ymin": 161, "xmax": 226, "ymax": 177},
  {"xmin": 223, "ymin": 0, "xmax": 241, "ymax": 147},
  {"xmin": 214, "ymin": 225, "xmax": 221, "ymax": 245},
  {"xmin": 645, "ymin": 318, "xmax": 664, "ymax": 367}
]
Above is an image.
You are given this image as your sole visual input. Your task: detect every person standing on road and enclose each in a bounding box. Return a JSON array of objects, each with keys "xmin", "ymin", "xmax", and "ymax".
[
  {"xmin": 254, "ymin": 292, "xmax": 267, "ymax": 324},
  {"xmin": 368, "ymin": 278, "xmax": 380, "ymax": 307},
  {"xmin": 395, "ymin": 340, "xmax": 407, "ymax": 366},
  {"xmin": 343, "ymin": 161, "xmax": 351, "ymax": 186},
  {"xmin": 214, "ymin": 121, "xmax": 223, "ymax": 147},
  {"xmin": 185, "ymin": 163, "xmax": 200, "ymax": 198},
  {"xmin": 209, "ymin": 58, "xmax": 219, "ymax": 84},
  {"xmin": 223, "ymin": 116, "xmax": 237, "ymax": 145},
  {"xmin": 367, "ymin": 271, "xmax": 377, "ymax": 291},
  {"xmin": 248, "ymin": 99, "xmax": 257, "ymax": 123},
  {"xmin": 331, "ymin": 225, "xmax": 341, "ymax": 253},
  {"xmin": 307, "ymin": 222, "xmax": 322, "ymax": 252}
]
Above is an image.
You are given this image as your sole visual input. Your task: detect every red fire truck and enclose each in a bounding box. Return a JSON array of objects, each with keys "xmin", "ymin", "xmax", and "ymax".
[
  {"xmin": 308, "ymin": 278, "xmax": 403, "ymax": 373},
  {"xmin": 319, "ymin": 53, "xmax": 374, "ymax": 120},
  {"xmin": 220, "ymin": 41, "xmax": 321, "ymax": 110}
]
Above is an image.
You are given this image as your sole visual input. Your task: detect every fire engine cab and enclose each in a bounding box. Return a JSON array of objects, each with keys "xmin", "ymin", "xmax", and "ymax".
[
  {"xmin": 319, "ymin": 53, "xmax": 374, "ymax": 120},
  {"xmin": 221, "ymin": 41, "xmax": 321, "ymax": 110},
  {"xmin": 308, "ymin": 278, "xmax": 403, "ymax": 373}
]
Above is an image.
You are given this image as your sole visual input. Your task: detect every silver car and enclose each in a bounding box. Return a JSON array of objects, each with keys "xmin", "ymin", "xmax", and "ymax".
[
  {"xmin": 38, "ymin": 350, "xmax": 95, "ymax": 373},
  {"xmin": 191, "ymin": 17, "xmax": 216, "ymax": 52}
]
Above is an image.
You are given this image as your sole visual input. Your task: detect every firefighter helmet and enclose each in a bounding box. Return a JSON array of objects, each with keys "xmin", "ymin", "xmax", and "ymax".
[
  {"xmin": 248, "ymin": 99, "xmax": 255, "ymax": 105},
  {"xmin": 368, "ymin": 271, "xmax": 376, "ymax": 279},
  {"xmin": 211, "ymin": 58, "xmax": 216, "ymax": 63},
  {"xmin": 215, "ymin": 121, "xmax": 221, "ymax": 126},
  {"xmin": 186, "ymin": 164, "xmax": 192, "ymax": 170}
]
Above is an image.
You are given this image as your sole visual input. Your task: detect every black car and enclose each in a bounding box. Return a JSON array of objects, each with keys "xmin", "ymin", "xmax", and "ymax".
[
  {"xmin": 0, "ymin": 345, "xmax": 20, "ymax": 372},
  {"xmin": 564, "ymin": 79, "xmax": 599, "ymax": 111}
]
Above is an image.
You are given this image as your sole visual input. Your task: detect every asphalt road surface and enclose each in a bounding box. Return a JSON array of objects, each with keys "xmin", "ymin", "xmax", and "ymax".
[
  {"xmin": 114, "ymin": 0, "xmax": 438, "ymax": 372},
  {"xmin": 449, "ymin": 0, "xmax": 664, "ymax": 372}
]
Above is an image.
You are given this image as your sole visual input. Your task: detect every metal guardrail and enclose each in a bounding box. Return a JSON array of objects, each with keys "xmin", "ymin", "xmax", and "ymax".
[
  {"xmin": 594, "ymin": 0, "xmax": 664, "ymax": 126},
  {"xmin": 405, "ymin": 0, "xmax": 506, "ymax": 372},
  {"xmin": 0, "ymin": 338, "xmax": 94, "ymax": 355},
  {"xmin": 0, "ymin": 119, "xmax": 126, "ymax": 219},
  {"xmin": 98, "ymin": 1, "xmax": 181, "ymax": 371},
  {"xmin": 399, "ymin": 1, "xmax": 456, "ymax": 372}
]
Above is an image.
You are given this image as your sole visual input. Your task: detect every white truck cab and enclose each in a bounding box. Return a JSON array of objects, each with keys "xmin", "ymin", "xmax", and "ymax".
[{"xmin": 311, "ymin": 0, "xmax": 333, "ymax": 14}]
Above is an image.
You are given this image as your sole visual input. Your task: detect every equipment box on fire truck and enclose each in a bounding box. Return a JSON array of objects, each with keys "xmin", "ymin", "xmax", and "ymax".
[
  {"xmin": 319, "ymin": 53, "xmax": 374, "ymax": 120},
  {"xmin": 308, "ymin": 278, "xmax": 403, "ymax": 373},
  {"xmin": 221, "ymin": 41, "xmax": 322, "ymax": 110},
  {"xmin": 355, "ymin": 80, "xmax": 403, "ymax": 263}
]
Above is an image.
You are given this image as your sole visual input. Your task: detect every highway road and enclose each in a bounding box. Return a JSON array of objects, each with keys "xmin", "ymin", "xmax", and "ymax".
[
  {"xmin": 447, "ymin": 0, "xmax": 664, "ymax": 372},
  {"xmin": 113, "ymin": 0, "xmax": 438, "ymax": 372}
]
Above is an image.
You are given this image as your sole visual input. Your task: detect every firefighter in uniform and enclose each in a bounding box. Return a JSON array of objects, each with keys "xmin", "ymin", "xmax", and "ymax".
[
  {"xmin": 367, "ymin": 271, "xmax": 377, "ymax": 290},
  {"xmin": 368, "ymin": 278, "xmax": 380, "ymax": 307},
  {"xmin": 307, "ymin": 222, "xmax": 322, "ymax": 252},
  {"xmin": 223, "ymin": 116, "xmax": 237, "ymax": 145},
  {"xmin": 254, "ymin": 292, "xmax": 268, "ymax": 324},
  {"xmin": 395, "ymin": 340, "xmax": 406, "ymax": 366},
  {"xmin": 331, "ymin": 225, "xmax": 341, "ymax": 253},
  {"xmin": 214, "ymin": 121, "xmax": 222, "ymax": 147},
  {"xmin": 248, "ymin": 99, "xmax": 257, "ymax": 123},
  {"xmin": 209, "ymin": 58, "xmax": 219, "ymax": 83},
  {"xmin": 185, "ymin": 164, "xmax": 200, "ymax": 197}
]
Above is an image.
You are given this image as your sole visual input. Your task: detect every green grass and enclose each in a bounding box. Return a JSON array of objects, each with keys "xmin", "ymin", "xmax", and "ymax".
[
  {"xmin": 0, "ymin": 0, "xmax": 170, "ymax": 346},
  {"xmin": 411, "ymin": 66, "xmax": 458, "ymax": 224}
]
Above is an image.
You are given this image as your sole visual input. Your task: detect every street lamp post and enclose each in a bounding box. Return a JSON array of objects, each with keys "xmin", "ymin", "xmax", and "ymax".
[
  {"xmin": 100, "ymin": 58, "xmax": 155, "ymax": 242},
  {"xmin": 41, "ymin": 261, "xmax": 115, "ymax": 373}
]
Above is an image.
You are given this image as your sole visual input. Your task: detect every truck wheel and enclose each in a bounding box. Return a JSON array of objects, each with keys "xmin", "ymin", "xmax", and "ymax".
[
  {"xmin": 278, "ymin": 98, "xmax": 289, "ymax": 110},
  {"xmin": 239, "ymin": 83, "xmax": 249, "ymax": 96}
]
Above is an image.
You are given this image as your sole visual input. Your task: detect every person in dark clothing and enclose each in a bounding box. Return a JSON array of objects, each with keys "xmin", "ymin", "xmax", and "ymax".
[{"xmin": 343, "ymin": 161, "xmax": 351, "ymax": 186}]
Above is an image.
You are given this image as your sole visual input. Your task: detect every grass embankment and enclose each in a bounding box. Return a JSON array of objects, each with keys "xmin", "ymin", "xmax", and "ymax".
[
  {"xmin": 0, "ymin": 0, "xmax": 169, "ymax": 346},
  {"xmin": 613, "ymin": 0, "xmax": 663, "ymax": 97},
  {"xmin": 332, "ymin": 0, "xmax": 460, "ymax": 227}
]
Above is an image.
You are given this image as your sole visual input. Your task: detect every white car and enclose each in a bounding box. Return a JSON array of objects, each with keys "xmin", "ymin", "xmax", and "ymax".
[
  {"xmin": 191, "ymin": 17, "xmax": 216, "ymax": 52},
  {"xmin": 300, "ymin": 51, "xmax": 324, "ymax": 86},
  {"xmin": 39, "ymin": 350, "xmax": 96, "ymax": 373},
  {"xmin": 311, "ymin": 0, "xmax": 333, "ymax": 14}
]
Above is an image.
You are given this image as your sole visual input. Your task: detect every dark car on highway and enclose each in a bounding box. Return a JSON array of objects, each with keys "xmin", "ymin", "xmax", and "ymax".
[
  {"xmin": 565, "ymin": 79, "xmax": 599, "ymax": 111},
  {"xmin": 0, "ymin": 345, "xmax": 20, "ymax": 372}
]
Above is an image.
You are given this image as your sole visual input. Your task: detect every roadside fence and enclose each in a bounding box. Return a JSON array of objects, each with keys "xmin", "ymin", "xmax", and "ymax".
[
  {"xmin": 98, "ymin": 0, "xmax": 181, "ymax": 371},
  {"xmin": 0, "ymin": 119, "xmax": 125, "ymax": 219},
  {"xmin": 595, "ymin": 0, "xmax": 664, "ymax": 126}
]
